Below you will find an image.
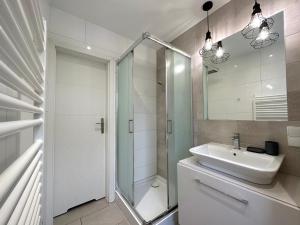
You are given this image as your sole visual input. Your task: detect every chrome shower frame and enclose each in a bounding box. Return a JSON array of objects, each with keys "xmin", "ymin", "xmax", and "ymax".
[
  {"xmin": 117, "ymin": 32, "xmax": 191, "ymax": 64},
  {"xmin": 116, "ymin": 32, "xmax": 193, "ymax": 225}
]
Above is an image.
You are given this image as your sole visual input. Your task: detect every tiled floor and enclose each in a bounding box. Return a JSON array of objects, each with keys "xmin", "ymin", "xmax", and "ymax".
[{"xmin": 54, "ymin": 198, "xmax": 131, "ymax": 225}]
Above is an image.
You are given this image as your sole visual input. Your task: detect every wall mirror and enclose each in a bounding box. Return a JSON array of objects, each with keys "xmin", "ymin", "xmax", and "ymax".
[{"xmin": 203, "ymin": 12, "xmax": 287, "ymax": 121}]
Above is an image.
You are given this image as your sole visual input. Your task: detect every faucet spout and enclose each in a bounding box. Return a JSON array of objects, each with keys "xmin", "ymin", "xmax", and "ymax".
[{"xmin": 232, "ymin": 133, "xmax": 241, "ymax": 150}]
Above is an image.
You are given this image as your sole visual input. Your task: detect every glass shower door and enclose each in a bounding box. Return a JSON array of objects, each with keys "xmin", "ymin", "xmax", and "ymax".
[
  {"xmin": 117, "ymin": 52, "xmax": 134, "ymax": 205},
  {"xmin": 166, "ymin": 49, "xmax": 193, "ymax": 208}
]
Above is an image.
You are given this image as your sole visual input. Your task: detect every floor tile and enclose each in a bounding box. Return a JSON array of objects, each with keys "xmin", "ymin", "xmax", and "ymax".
[
  {"xmin": 67, "ymin": 220, "xmax": 82, "ymax": 225},
  {"xmin": 54, "ymin": 199, "xmax": 108, "ymax": 225},
  {"xmin": 81, "ymin": 203, "xmax": 126, "ymax": 225},
  {"xmin": 118, "ymin": 220, "xmax": 130, "ymax": 225}
]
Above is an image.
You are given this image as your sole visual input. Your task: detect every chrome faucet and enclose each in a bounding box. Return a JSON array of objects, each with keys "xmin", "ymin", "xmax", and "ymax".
[{"xmin": 232, "ymin": 133, "xmax": 240, "ymax": 150}]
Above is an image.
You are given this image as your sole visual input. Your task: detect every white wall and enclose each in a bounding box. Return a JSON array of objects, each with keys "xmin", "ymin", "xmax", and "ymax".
[
  {"xmin": 48, "ymin": 7, "xmax": 132, "ymax": 59},
  {"xmin": 133, "ymin": 45, "xmax": 157, "ymax": 182},
  {"xmin": 39, "ymin": 0, "xmax": 50, "ymax": 21}
]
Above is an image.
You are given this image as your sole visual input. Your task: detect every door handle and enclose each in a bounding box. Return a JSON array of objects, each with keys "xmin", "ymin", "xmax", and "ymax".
[
  {"xmin": 129, "ymin": 120, "xmax": 134, "ymax": 133},
  {"xmin": 100, "ymin": 118, "xmax": 104, "ymax": 134},
  {"xmin": 167, "ymin": 120, "xmax": 172, "ymax": 134},
  {"xmin": 96, "ymin": 118, "xmax": 105, "ymax": 133},
  {"xmin": 194, "ymin": 179, "xmax": 248, "ymax": 205}
]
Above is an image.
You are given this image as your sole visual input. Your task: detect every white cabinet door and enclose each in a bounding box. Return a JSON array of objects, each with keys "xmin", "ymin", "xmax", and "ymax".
[
  {"xmin": 178, "ymin": 164, "xmax": 300, "ymax": 225},
  {"xmin": 54, "ymin": 51, "xmax": 107, "ymax": 216}
]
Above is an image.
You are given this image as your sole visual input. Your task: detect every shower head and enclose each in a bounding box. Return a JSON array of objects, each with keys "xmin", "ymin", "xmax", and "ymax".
[
  {"xmin": 205, "ymin": 64, "xmax": 219, "ymax": 75},
  {"xmin": 208, "ymin": 69, "xmax": 219, "ymax": 74}
]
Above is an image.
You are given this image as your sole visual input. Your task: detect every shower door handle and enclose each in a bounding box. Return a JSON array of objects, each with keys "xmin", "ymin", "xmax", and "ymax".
[
  {"xmin": 167, "ymin": 120, "xmax": 172, "ymax": 134},
  {"xmin": 129, "ymin": 120, "xmax": 134, "ymax": 133}
]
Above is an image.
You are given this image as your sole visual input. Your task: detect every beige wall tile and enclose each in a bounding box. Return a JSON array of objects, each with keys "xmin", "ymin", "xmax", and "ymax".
[
  {"xmin": 288, "ymin": 91, "xmax": 300, "ymax": 121},
  {"xmin": 286, "ymin": 32, "xmax": 300, "ymax": 63},
  {"xmin": 286, "ymin": 61, "xmax": 300, "ymax": 92},
  {"xmin": 284, "ymin": 1, "xmax": 300, "ymax": 36},
  {"xmin": 156, "ymin": 49, "xmax": 167, "ymax": 179}
]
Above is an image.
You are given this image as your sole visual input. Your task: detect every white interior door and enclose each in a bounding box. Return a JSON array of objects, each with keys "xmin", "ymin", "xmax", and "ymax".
[{"xmin": 54, "ymin": 50, "xmax": 107, "ymax": 216}]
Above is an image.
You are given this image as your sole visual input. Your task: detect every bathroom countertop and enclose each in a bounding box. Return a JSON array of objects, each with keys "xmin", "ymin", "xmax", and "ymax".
[{"xmin": 178, "ymin": 156, "xmax": 300, "ymax": 209}]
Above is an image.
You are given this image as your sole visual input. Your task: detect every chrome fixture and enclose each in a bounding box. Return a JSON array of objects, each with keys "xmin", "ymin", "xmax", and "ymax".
[
  {"xmin": 232, "ymin": 133, "xmax": 240, "ymax": 150},
  {"xmin": 241, "ymin": 0, "xmax": 274, "ymax": 39},
  {"xmin": 118, "ymin": 32, "xmax": 191, "ymax": 63},
  {"xmin": 210, "ymin": 41, "xmax": 230, "ymax": 64},
  {"xmin": 199, "ymin": 1, "xmax": 214, "ymax": 59}
]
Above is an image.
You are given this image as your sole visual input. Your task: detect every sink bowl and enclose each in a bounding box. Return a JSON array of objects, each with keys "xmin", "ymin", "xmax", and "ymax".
[{"xmin": 189, "ymin": 143, "xmax": 285, "ymax": 184}]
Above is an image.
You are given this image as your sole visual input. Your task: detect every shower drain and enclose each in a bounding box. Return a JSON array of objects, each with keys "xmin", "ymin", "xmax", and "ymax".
[{"xmin": 151, "ymin": 181, "xmax": 160, "ymax": 188}]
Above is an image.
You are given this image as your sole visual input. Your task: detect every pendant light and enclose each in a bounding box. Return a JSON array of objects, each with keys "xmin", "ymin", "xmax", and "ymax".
[
  {"xmin": 250, "ymin": 19, "xmax": 279, "ymax": 49},
  {"xmin": 199, "ymin": 1, "xmax": 214, "ymax": 58},
  {"xmin": 199, "ymin": 1, "xmax": 230, "ymax": 64},
  {"xmin": 241, "ymin": 0, "xmax": 274, "ymax": 39},
  {"xmin": 210, "ymin": 41, "xmax": 230, "ymax": 64}
]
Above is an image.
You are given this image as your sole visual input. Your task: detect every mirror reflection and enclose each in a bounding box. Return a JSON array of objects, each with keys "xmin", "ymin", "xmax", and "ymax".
[{"xmin": 203, "ymin": 12, "xmax": 287, "ymax": 121}]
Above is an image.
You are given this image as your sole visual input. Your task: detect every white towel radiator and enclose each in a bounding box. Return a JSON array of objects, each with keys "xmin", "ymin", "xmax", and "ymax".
[{"xmin": 0, "ymin": 0, "xmax": 46, "ymax": 225}]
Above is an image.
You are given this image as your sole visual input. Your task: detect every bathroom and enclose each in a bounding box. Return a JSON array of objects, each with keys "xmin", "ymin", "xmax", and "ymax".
[{"xmin": 0, "ymin": 0, "xmax": 299, "ymax": 225}]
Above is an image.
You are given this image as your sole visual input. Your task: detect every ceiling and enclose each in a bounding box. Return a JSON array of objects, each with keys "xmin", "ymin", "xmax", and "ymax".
[{"xmin": 49, "ymin": 0, "xmax": 230, "ymax": 42}]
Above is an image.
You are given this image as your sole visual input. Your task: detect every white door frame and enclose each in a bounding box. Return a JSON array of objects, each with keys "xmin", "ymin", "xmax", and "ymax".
[{"xmin": 44, "ymin": 38, "xmax": 116, "ymax": 225}]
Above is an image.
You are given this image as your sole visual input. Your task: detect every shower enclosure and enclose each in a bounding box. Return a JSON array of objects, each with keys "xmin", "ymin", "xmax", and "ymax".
[{"xmin": 117, "ymin": 32, "xmax": 192, "ymax": 224}]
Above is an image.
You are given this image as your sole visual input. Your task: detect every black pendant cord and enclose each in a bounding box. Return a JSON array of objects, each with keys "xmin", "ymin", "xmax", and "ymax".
[{"xmin": 207, "ymin": 11, "xmax": 210, "ymax": 32}]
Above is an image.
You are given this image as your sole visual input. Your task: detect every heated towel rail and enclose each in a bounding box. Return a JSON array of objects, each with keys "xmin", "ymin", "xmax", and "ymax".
[
  {"xmin": 0, "ymin": 0, "xmax": 46, "ymax": 225},
  {"xmin": 254, "ymin": 94, "xmax": 288, "ymax": 121}
]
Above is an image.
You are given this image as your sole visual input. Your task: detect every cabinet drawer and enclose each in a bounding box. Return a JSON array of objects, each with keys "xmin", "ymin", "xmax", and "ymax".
[{"xmin": 178, "ymin": 164, "xmax": 300, "ymax": 225}]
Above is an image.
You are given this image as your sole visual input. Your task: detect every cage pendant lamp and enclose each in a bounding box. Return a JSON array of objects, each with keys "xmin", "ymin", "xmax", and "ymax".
[
  {"xmin": 250, "ymin": 19, "xmax": 279, "ymax": 49},
  {"xmin": 241, "ymin": 0, "xmax": 274, "ymax": 39},
  {"xmin": 210, "ymin": 41, "xmax": 230, "ymax": 64},
  {"xmin": 199, "ymin": 1, "xmax": 214, "ymax": 58}
]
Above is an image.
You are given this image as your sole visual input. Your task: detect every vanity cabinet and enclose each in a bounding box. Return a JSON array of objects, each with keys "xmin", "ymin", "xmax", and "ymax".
[{"xmin": 178, "ymin": 157, "xmax": 300, "ymax": 225}]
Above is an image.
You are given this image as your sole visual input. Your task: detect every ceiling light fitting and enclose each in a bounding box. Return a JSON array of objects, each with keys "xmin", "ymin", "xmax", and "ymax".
[
  {"xmin": 199, "ymin": 1, "xmax": 214, "ymax": 58},
  {"xmin": 210, "ymin": 41, "xmax": 230, "ymax": 64},
  {"xmin": 199, "ymin": 1, "xmax": 230, "ymax": 64},
  {"xmin": 250, "ymin": 19, "xmax": 279, "ymax": 49},
  {"xmin": 241, "ymin": 0, "xmax": 275, "ymax": 40}
]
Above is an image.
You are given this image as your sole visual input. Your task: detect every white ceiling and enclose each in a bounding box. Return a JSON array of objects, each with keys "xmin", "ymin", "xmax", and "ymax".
[{"xmin": 49, "ymin": 0, "xmax": 230, "ymax": 42}]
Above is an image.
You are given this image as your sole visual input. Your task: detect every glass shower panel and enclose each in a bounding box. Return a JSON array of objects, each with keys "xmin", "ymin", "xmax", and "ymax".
[
  {"xmin": 166, "ymin": 49, "xmax": 192, "ymax": 208},
  {"xmin": 117, "ymin": 52, "xmax": 134, "ymax": 205}
]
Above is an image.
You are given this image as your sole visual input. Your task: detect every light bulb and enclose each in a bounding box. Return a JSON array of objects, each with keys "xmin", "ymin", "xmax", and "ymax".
[
  {"xmin": 250, "ymin": 13, "xmax": 263, "ymax": 28},
  {"xmin": 204, "ymin": 38, "xmax": 212, "ymax": 50},
  {"xmin": 86, "ymin": 45, "xmax": 91, "ymax": 50},
  {"xmin": 257, "ymin": 26, "xmax": 269, "ymax": 40},
  {"xmin": 216, "ymin": 47, "xmax": 224, "ymax": 58}
]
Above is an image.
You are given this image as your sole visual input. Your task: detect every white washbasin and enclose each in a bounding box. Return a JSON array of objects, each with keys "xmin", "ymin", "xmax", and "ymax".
[{"xmin": 189, "ymin": 143, "xmax": 285, "ymax": 184}]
